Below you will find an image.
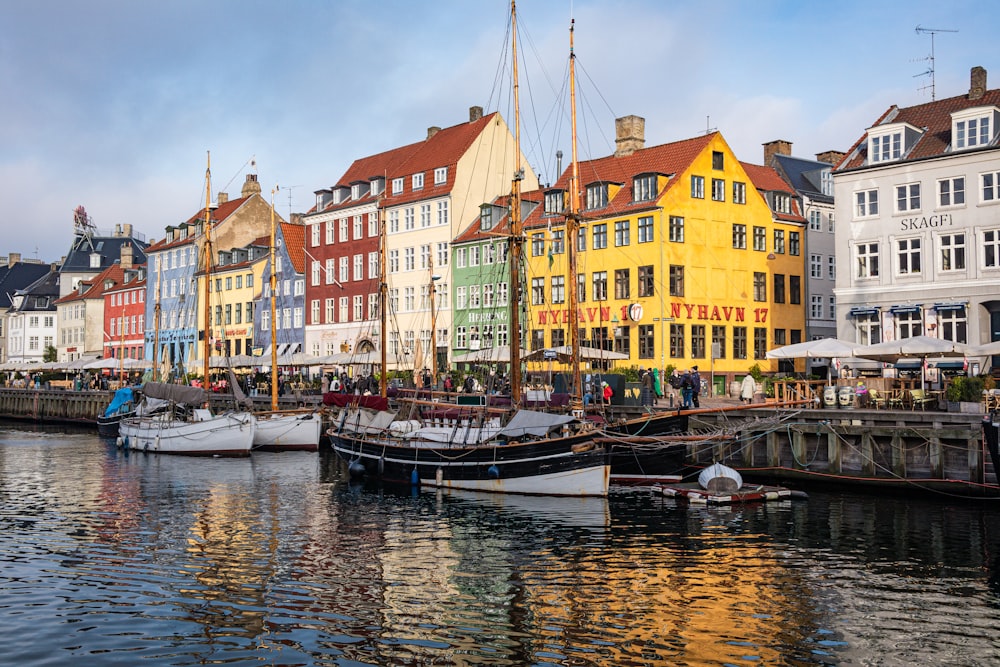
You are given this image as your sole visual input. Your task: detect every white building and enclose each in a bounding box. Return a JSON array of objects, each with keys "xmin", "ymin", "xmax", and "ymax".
[{"xmin": 834, "ymin": 66, "xmax": 1000, "ymax": 362}]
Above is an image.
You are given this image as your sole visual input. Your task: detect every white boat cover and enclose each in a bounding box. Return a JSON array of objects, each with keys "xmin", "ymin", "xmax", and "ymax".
[{"xmin": 498, "ymin": 410, "xmax": 575, "ymax": 438}]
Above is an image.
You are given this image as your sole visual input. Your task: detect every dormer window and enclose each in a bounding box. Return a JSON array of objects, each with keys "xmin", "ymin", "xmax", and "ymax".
[
  {"xmin": 633, "ymin": 174, "xmax": 657, "ymax": 202},
  {"xmin": 90, "ymin": 253, "xmax": 101, "ymax": 269},
  {"xmin": 434, "ymin": 167, "xmax": 447, "ymax": 184},
  {"xmin": 544, "ymin": 190, "xmax": 565, "ymax": 215},
  {"xmin": 952, "ymin": 106, "xmax": 998, "ymax": 150},
  {"xmin": 332, "ymin": 189, "xmax": 343, "ymax": 205},
  {"xmin": 351, "ymin": 183, "xmax": 363, "ymax": 200},
  {"xmin": 392, "ymin": 177, "xmax": 403, "ymax": 194},
  {"xmin": 773, "ymin": 193, "xmax": 791, "ymax": 214},
  {"xmin": 370, "ymin": 177, "xmax": 384, "ymax": 196},
  {"xmin": 480, "ymin": 204, "xmax": 494, "ymax": 231},
  {"xmin": 868, "ymin": 122, "xmax": 923, "ymax": 164},
  {"xmin": 412, "ymin": 173, "xmax": 424, "ymax": 190},
  {"xmin": 585, "ymin": 183, "xmax": 608, "ymax": 210},
  {"xmin": 820, "ymin": 168, "xmax": 834, "ymax": 197}
]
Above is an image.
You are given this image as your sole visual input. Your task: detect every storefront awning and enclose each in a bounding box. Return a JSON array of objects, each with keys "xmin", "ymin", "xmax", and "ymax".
[
  {"xmin": 848, "ymin": 306, "xmax": 880, "ymax": 317},
  {"xmin": 934, "ymin": 302, "xmax": 967, "ymax": 312},
  {"xmin": 889, "ymin": 305, "xmax": 921, "ymax": 314}
]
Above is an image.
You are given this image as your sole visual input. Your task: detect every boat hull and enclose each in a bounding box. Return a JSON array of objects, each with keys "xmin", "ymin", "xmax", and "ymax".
[
  {"xmin": 253, "ymin": 412, "xmax": 322, "ymax": 452},
  {"xmin": 120, "ymin": 412, "xmax": 256, "ymax": 457},
  {"xmin": 97, "ymin": 412, "xmax": 129, "ymax": 438},
  {"xmin": 330, "ymin": 431, "xmax": 609, "ymax": 496},
  {"xmin": 607, "ymin": 410, "xmax": 689, "ymax": 484}
]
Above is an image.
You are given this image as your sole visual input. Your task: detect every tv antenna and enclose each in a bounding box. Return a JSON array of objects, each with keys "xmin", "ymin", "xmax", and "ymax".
[
  {"xmin": 278, "ymin": 185, "xmax": 302, "ymax": 219},
  {"xmin": 914, "ymin": 25, "xmax": 958, "ymax": 100}
]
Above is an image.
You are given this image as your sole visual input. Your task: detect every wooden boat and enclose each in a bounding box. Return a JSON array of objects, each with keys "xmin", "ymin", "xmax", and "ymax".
[{"xmin": 653, "ymin": 462, "xmax": 807, "ymax": 505}]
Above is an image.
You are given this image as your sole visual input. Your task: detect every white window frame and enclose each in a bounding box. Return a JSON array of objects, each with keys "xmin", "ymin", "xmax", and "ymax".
[
  {"xmin": 895, "ymin": 183, "xmax": 921, "ymax": 213},
  {"xmin": 855, "ymin": 189, "xmax": 879, "ymax": 218}
]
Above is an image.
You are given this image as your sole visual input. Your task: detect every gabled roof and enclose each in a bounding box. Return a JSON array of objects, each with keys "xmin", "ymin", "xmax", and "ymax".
[
  {"xmin": 279, "ymin": 223, "xmax": 306, "ymax": 274},
  {"xmin": 9, "ymin": 268, "xmax": 60, "ymax": 313},
  {"xmin": 741, "ymin": 162, "xmax": 807, "ymax": 223},
  {"xmin": 61, "ymin": 233, "xmax": 148, "ymax": 273},
  {"xmin": 0, "ymin": 262, "xmax": 54, "ymax": 309},
  {"xmin": 838, "ymin": 84, "xmax": 1000, "ymax": 171},
  {"xmin": 454, "ymin": 192, "xmax": 543, "ymax": 243},
  {"xmin": 55, "ymin": 264, "xmax": 126, "ymax": 305},
  {"xmin": 771, "ymin": 154, "xmax": 834, "ymax": 203}
]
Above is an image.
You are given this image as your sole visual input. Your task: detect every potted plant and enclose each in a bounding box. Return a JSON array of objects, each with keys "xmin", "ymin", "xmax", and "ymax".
[{"xmin": 945, "ymin": 375, "xmax": 985, "ymax": 413}]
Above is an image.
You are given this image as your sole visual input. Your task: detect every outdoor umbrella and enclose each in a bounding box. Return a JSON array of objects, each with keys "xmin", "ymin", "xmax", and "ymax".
[
  {"xmin": 452, "ymin": 345, "xmax": 527, "ymax": 364},
  {"xmin": 765, "ymin": 337, "xmax": 862, "ymax": 384},
  {"xmin": 523, "ymin": 345, "xmax": 629, "ymax": 363},
  {"xmin": 853, "ymin": 335, "xmax": 969, "ymax": 390}
]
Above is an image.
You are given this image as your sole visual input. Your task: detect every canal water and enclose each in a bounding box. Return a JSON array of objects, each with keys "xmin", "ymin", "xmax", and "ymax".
[{"xmin": 2, "ymin": 423, "xmax": 1000, "ymax": 666}]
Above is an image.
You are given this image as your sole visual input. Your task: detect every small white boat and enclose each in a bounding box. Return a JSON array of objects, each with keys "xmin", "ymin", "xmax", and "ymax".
[
  {"xmin": 698, "ymin": 462, "xmax": 743, "ymax": 494},
  {"xmin": 119, "ymin": 382, "xmax": 256, "ymax": 457},
  {"xmin": 253, "ymin": 411, "xmax": 322, "ymax": 452}
]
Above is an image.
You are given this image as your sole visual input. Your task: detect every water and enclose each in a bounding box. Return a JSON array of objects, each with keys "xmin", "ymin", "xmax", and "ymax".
[{"xmin": 2, "ymin": 424, "xmax": 1000, "ymax": 666}]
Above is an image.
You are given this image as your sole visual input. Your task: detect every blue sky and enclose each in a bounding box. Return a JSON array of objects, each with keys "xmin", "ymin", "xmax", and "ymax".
[{"xmin": 2, "ymin": 0, "xmax": 997, "ymax": 262}]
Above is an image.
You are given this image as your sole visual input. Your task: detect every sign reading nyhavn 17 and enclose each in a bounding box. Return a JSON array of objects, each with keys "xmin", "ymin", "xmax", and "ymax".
[{"xmin": 536, "ymin": 303, "xmax": 768, "ymax": 325}]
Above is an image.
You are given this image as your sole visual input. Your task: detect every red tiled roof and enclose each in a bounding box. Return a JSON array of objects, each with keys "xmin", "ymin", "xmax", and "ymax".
[
  {"xmin": 838, "ymin": 87, "xmax": 1000, "ymax": 170},
  {"xmin": 740, "ymin": 162, "xmax": 795, "ymax": 194},
  {"xmin": 453, "ymin": 191, "xmax": 543, "ymax": 244},
  {"xmin": 279, "ymin": 223, "xmax": 306, "ymax": 273},
  {"xmin": 55, "ymin": 264, "xmax": 125, "ymax": 304}
]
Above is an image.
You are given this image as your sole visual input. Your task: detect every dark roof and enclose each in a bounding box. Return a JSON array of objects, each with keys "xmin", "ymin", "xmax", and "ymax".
[
  {"xmin": 9, "ymin": 267, "xmax": 60, "ymax": 313},
  {"xmin": 61, "ymin": 233, "xmax": 148, "ymax": 273},
  {"xmin": 0, "ymin": 262, "xmax": 54, "ymax": 309},
  {"xmin": 771, "ymin": 154, "xmax": 834, "ymax": 204}
]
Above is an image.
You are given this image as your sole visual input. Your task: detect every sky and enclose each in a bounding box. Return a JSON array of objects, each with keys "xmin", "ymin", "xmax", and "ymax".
[{"xmin": 2, "ymin": 0, "xmax": 998, "ymax": 263}]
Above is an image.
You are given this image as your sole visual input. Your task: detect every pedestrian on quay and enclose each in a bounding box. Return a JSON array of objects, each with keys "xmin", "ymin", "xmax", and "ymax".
[
  {"xmin": 690, "ymin": 366, "xmax": 701, "ymax": 408},
  {"xmin": 740, "ymin": 373, "xmax": 756, "ymax": 404},
  {"xmin": 680, "ymin": 370, "xmax": 694, "ymax": 409}
]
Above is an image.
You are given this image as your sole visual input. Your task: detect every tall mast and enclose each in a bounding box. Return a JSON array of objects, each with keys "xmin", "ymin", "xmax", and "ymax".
[
  {"xmin": 269, "ymin": 186, "xmax": 279, "ymax": 411},
  {"xmin": 429, "ymin": 252, "xmax": 438, "ymax": 387},
  {"xmin": 379, "ymin": 201, "xmax": 388, "ymax": 397},
  {"xmin": 153, "ymin": 255, "xmax": 161, "ymax": 382},
  {"xmin": 201, "ymin": 151, "xmax": 213, "ymax": 390},
  {"xmin": 508, "ymin": 0, "xmax": 524, "ymax": 406},
  {"xmin": 566, "ymin": 18, "xmax": 582, "ymax": 403}
]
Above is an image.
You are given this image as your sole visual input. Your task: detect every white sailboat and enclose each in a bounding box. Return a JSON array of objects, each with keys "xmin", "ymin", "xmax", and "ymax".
[
  {"xmin": 252, "ymin": 185, "xmax": 322, "ymax": 452},
  {"xmin": 120, "ymin": 152, "xmax": 256, "ymax": 456}
]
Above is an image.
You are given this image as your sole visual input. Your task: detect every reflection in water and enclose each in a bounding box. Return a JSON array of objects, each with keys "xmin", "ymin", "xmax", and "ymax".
[{"xmin": 0, "ymin": 427, "xmax": 999, "ymax": 665}]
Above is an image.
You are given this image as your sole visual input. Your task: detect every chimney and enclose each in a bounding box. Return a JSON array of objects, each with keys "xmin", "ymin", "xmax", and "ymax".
[
  {"xmin": 816, "ymin": 150, "xmax": 845, "ymax": 166},
  {"xmin": 556, "ymin": 150, "xmax": 563, "ymax": 180},
  {"xmin": 763, "ymin": 140, "xmax": 793, "ymax": 165},
  {"xmin": 241, "ymin": 173, "xmax": 261, "ymax": 197},
  {"xmin": 970, "ymin": 66, "xmax": 987, "ymax": 100},
  {"xmin": 217, "ymin": 192, "xmax": 229, "ymax": 205},
  {"xmin": 120, "ymin": 243, "xmax": 134, "ymax": 270},
  {"xmin": 122, "ymin": 223, "xmax": 132, "ymax": 238},
  {"xmin": 469, "ymin": 105, "xmax": 483, "ymax": 122},
  {"xmin": 8, "ymin": 252, "xmax": 20, "ymax": 267},
  {"xmin": 614, "ymin": 115, "xmax": 645, "ymax": 157},
  {"xmin": 427, "ymin": 126, "xmax": 441, "ymax": 140},
  {"xmin": 115, "ymin": 223, "xmax": 122, "ymax": 236}
]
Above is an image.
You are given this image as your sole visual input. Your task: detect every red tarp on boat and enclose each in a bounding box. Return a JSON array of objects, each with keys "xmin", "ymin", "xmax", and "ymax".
[{"xmin": 322, "ymin": 393, "xmax": 389, "ymax": 411}]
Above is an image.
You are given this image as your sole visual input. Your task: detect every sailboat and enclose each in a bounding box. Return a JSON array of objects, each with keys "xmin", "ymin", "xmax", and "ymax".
[
  {"xmin": 251, "ymin": 186, "xmax": 322, "ymax": 452},
  {"xmin": 119, "ymin": 153, "xmax": 257, "ymax": 456},
  {"xmin": 327, "ymin": 2, "xmax": 609, "ymax": 496}
]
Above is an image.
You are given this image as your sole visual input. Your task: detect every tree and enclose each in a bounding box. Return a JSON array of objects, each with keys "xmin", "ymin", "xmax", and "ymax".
[{"xmin": 43, "ymin": 344, "xmax": 57, "ymax": 363}]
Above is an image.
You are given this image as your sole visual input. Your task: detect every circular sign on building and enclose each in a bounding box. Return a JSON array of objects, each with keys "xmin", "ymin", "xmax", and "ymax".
[{"xmin": 628, "ymin": 303, "xmax": 644, "ymax": 322}]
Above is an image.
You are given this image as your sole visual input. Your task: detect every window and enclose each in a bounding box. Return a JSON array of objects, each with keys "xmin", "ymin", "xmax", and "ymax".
[
  {"xmin": 552, "ymin": 230, "xmax": 565, "ymax": 255},
  {"xmin": 586, "ymin": 184, "xmax": 608, "ymax": 209},
  {"xmin": 753, "ymin": 328, "xmax": 767, "ymax": 360},
  {"xmin": 691, "ymin": 325, "xmax": 706, "ymax": 359},
  {"xmin": 369, "ymin": 252, "xmax": 379, "ymax": 279},
  {"xmin": 956, "ymin": 116, "xmax": 990, "ymax": 149},
  {"xmin": 639, "ymin": 266, "xmax": 654, "ymax": 297},
  {"xmin": 896, "ymin": 183, "xmax": 921, "ymax": 212},
  {"xmin": 412, "ymin": 173, "xmax": 424, "ymax": 190},
  {"xmin": 636, "ymin": 215, "xmax": 654, "ymax": 243},
  {"xmin": 577, "ymin": 273, "xmax": 586, "ymax": 303},
  {"xmin": 325, "ymin": 298, "xmax": 335, "ymax": 323},
  {"xmin": 789, "ymin": 231, "xmax": 800, "ymax": 256},
  {"xmin": 856, "ymin": 189, "xmax": 879, "ymax": 217},
  {"xmin": 857, "ymin": 242, "xmax": 879, "ymax": 278},
  {"xmin": 732, "ymin": 224, "xmax": 747, "ymax": 249},
  {"xmin": 420, "ymin": 244, "xmax": 430, "ymax": 270},
  {"xmin": 576, "ymin": 228, "xmax": 586, "ymax": 252},
  {"xmin": 810, "ymin": 254, "xmax": 822, "ymax": 278},
  {"xmin": 468, "ymin": 285, "xmax": 480, "ymax": 308},
  {"xmin": 983, "ymin": 172, "xmax": 1000, "ymax": 202},
  {"xmin": 828, "ymin": 256, "xmax": 836, "ymax": 280},
  {"xmin": 404, "ymin": 207, "xmax": 414, "ymax": 230},
  {"xmin": 711, "ymin": 178, "xmax": 725, "ymax": 201},
  {"xmin": 455, "ymin": 247, "xmax": 466, "ymax": 268},
  {"xmin": 434, "ymin": 167, "xmax": 447, "ymax": 184},
  {"xmin": 809, "ymin": 210, "xmax": 822, "ymax": 231},
  {"xmin": 438, "ymin": 201, "xmax": 449, "ymax": 227},
  {"xmin": 669, "ymin": 324, "xmax": 685, "ymax": 358},
  {"xmin": 773, "ymin": 193, "xmax": 791, "ymax": 214},
  {"xmin": 552, "ymin": 276, "xmax": 565, "ymax": 304},
  {"xmin": 552, "ymin": 328, "xmax": 566, "ymax": 348},
  {"xmin": 790, "ymin": 275, "xmax": 800, "ymax": 304},
  {"xmin": 897, "ymin": 238, "xmax": 921, "ymax": 275},
  {"xmin": 531, "ymin": 330, "xmax": 545, "ymax": 351},
  {"xmin": 456, "ymin": 286, "xmax": 466, "ymax": 309},
  {"xmin": 638, "ymin": 325, "xmax": 654, "ymax": 359},
  {"xmin": 531, "ymin": 278, "xmax": 545, "ymax": 305},
  {"xmin": 669, "ymin": 265, "xmax": 684, "ymax": 297},
  {"xmin": 532, "ymin": 233, "xmax": 545, "ymax": 256},
  {"xmin": 773, "ymin": 329, "xmax": 786, "ymax": 346},
  {"xmin": 773, "ymin": 230, "xmax": 785, "ymax": 254},
  {"xmin": 634, "ymin": 174, "xmax": 657, "ymax": 201},
  {"xmin": 828, "ymin": 296, "xmax": 836, "ymax": 320},
  {"xmin": 354, "ymin": 215, "xmax": 363, "ymax": 239},
  {"xmin": 614, "ymin": 220, "xmax": 630, "ymax": 246},
  {"xmin": 939, "ymin": 177, "xmax": 965, "ymax": 207},
  {"xmin": 712, "ymin": 326, "xmax": 726, "ymax": 359},
  {"xmin": 339, "ymin": 256, "xmax": 349, "ymax": 283},
  {"xmin": 897, "ymin": 311, "xmax": 922, "ymax": 338},
  {"xmin": 733, "ymin": 181, "xmax": 746, "ymax": 204},
  {"xmin": 389, "ymin": 210, "xmax": 399, "ymax": 233},
  {"xmin": 592, "ymin": 224, "xmax": 608, "ymax": 249},
  {"xmin": 545, "ymin": 190, "xmax": 564, "ymax": 215},
  {"xmin": 614, "ymin": 269, "xmax": 630, "ymax": 299},
  {"xmin": 690, "ymin": 175, "xmax": 704, "ymax": 199},
  {"xmin": 856, "ymin": 313, "xmax": 880, "ymax": 345},
  {"xmin": 353, "ymin": 295, "xmax": 363, "ymax": 321},
  {"xmin": 811, "ymin": 295, "xmax": 823, "ymax": 319},
  {"xmin": 870, "ymin": 132, "xmax": 901, "ymax": 162},
  {"xmin": 939, "ymin": 307, "xmax": 967, "ymax": 343},
  {"xmin": 437, "ymin": 242, "xmax": 449, "ymax": 267},
  {"xmin": 614, "ymin": 325, "xmax": 630, "ymax": 357},
  {"xmin": 669, "ymin": 216, "xmax": 684, "ymax": 243},
  {"xmin": 592, "ymin": 271, "xmax": 608, "ymax": 301},
  {"xmin": 984, "ymin": 230, "xmax": 1000, "ymax": 267},
  {"xmin": 404, "ymin": 247, "xmax": 415, "ymax": 271},
  {"xmin": 773, "ymin": 274, "xmax": 785, "ymax": 303},
  {"xmin": 733, "ymin": 326, "xmax": 747, "ymax": 359},
  {"xmin": 753, "ymin": 226, "xmax": 766, "ymax": 252},
  {"xmin": 392, "ymin": 177, "xmax": 403, "ymax": 194},
  {"xmin": 753, "ymin": 272, "xmax": 766, "ymax": 302},
  {"xmin": 311, "ymin": 224, "xmax": 320, "ymax": 247},
  {"xmin": 339, "ymin": 218, "xmax": 349, "ymax": 241},
  {"xmin": 353, "ymin": 254, "xmax": 363, "ymax": 281},
  {"xmin": 940, "ymin": 233, "xmax": 966, "ymax": 271}
]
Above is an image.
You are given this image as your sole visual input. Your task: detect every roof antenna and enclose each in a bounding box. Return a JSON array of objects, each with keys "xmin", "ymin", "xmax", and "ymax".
[{"xmin": 914, "ymin": 25, "xmax": 958, "ymax": 101}]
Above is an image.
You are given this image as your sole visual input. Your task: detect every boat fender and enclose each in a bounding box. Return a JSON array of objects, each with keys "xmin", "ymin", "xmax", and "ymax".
[
  {"xmin": 488, "ymin": 464, "xmax": 500, "ymax": 479},
  {"xmin": 411, "ymin": 468, "xmax": 420, "ymax": 486},
  {"xmin": 435, "ymin": 467, "xmax": 443, "ymax": 486},
  {"xmin": 154, "ymin": 436, "xmax": 160, "ymax": 452},
  {"xmin": 348, "ymin": 460, "xmax": 366, "ymax": 478},
  {"xmin": 378, "ymin": 456, "xmax": 385, "ymax": 475},
  {"xmin": 116, "ymin": 436, "xmax": 124, "ymax": 448}
]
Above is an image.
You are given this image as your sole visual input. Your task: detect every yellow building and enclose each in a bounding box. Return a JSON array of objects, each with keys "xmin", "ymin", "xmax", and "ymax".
[{"xmin": 523, "ymin": 118, "xmax": 805, "ymax": 392}]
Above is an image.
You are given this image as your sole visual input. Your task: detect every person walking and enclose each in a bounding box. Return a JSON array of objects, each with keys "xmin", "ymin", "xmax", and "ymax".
[
  {"xmin": 680, "ymin": 370, "xmax": 693, "ymax": 409},
  {"xmin": 640, "ymin": 368, "xmax": 655, "ymax": 408},
  {"xmin": 690, "ymin": 366, "xmax": 702, "ymax": 408},
  {"xmin": 740, "ymin": 373, "xmax": 756, "ymax": 404}
]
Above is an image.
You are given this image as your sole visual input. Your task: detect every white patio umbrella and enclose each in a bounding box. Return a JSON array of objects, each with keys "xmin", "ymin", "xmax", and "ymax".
[
  {"xmin": 766, "ymin": 337, "xmax": 864, "ymax": 384},
  {"xmin": 854, "ymin": 335, "xmax": 970, "ymax": 390},
  {"xmin": 523, "ymin": 345, "xmax": 629, "ymax": 363},
  {"xmin": 452, "ymin": 345, "xmax": 528, "ymax": 364}
]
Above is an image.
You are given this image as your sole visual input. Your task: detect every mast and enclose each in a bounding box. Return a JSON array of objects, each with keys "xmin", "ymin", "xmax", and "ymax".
[
  {"xmin": 118, "ymin": 304, "xmax": 126, "ymax": 383},
  {"xmin": 566, "ymin": 17, "xmax": 582, "ymax": 403},
  {"xmin": 269, "ymin": 186, "xmax": 279, "ymax": 411},
  {"xmin": 508, "ymin": 0, "xmax": 524, "ymax": 406},
  {"xmin": 152, "ymin": 255, "xmax": 161, "ymax": 382},
  {"xmin": 429, "ymin": 252, "xmax": 438, "ymax": 387},
  {"xmin": 201, "ymin": 151, "xmax": 213, "ymax": 391},
  {"xmin": 379, "ymin": 200, "xmax": 388, "ymax": 397}
]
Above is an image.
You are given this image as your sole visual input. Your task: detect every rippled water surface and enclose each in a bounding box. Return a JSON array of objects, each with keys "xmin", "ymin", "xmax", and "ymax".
[{"xmin": 2, "ymin": 423, "xmax": 1000, "ymax": 666}]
